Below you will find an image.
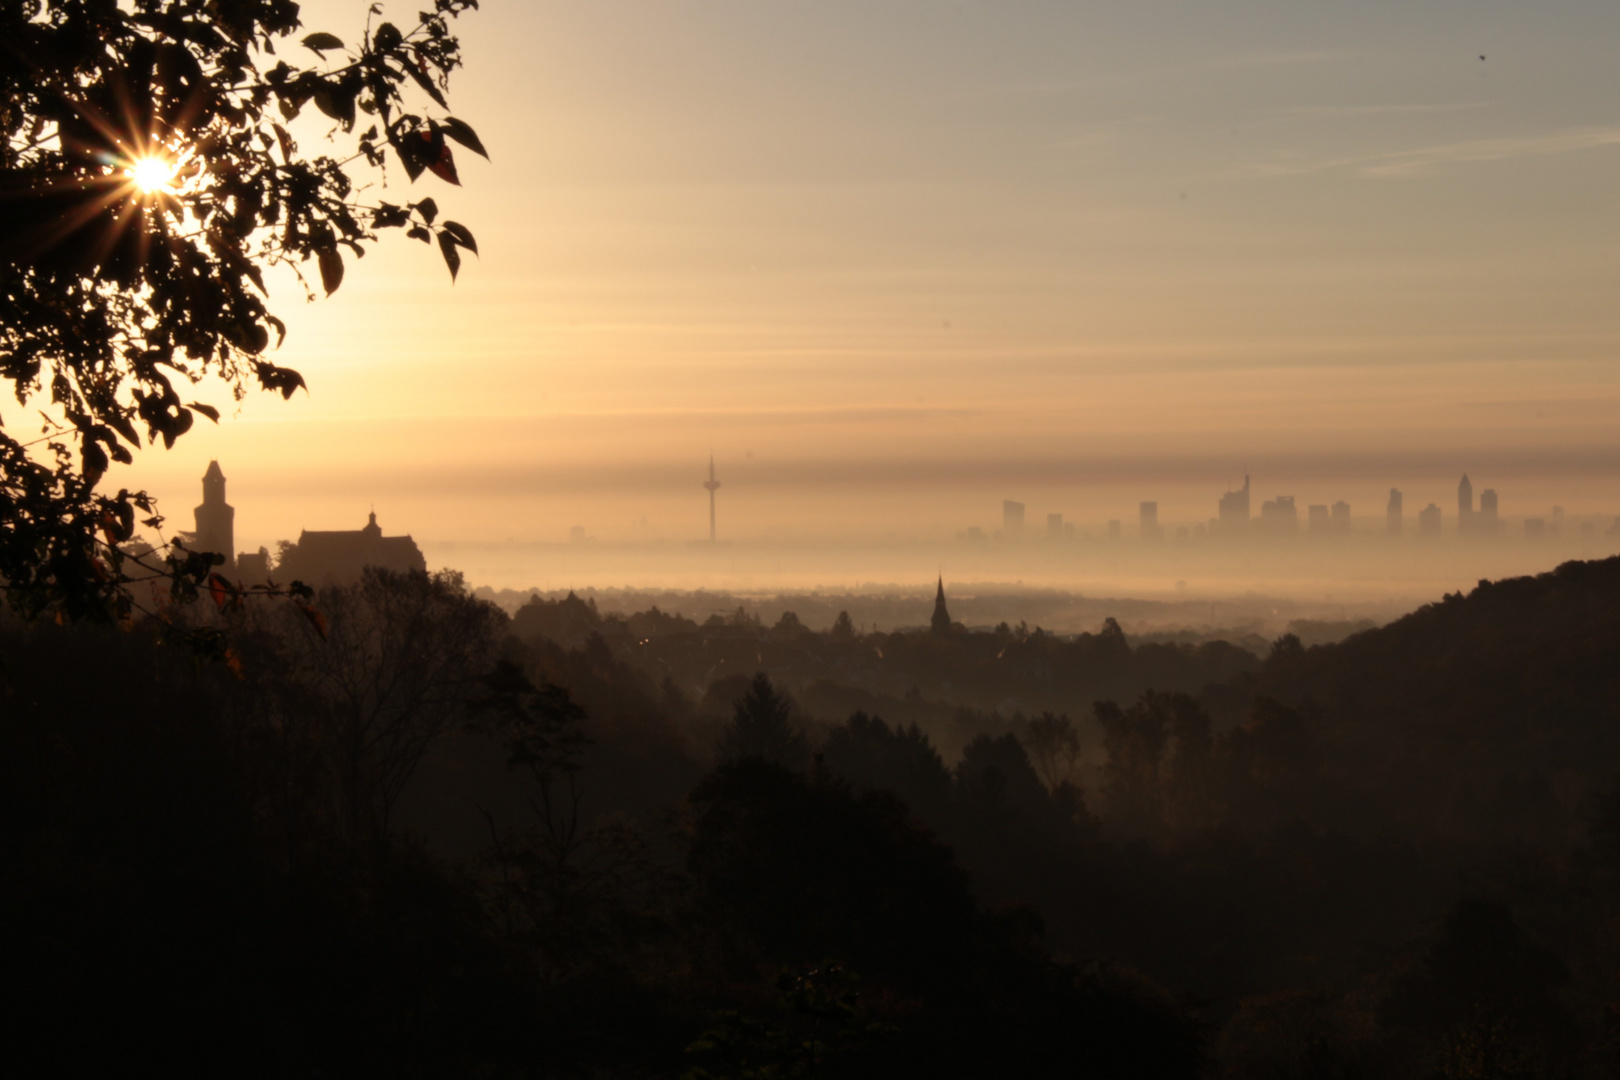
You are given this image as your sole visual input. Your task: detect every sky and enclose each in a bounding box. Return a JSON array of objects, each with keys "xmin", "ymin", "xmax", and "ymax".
[{"xmin": 122, "ymin": 0, "xmax": 1620, "ymax": 570}]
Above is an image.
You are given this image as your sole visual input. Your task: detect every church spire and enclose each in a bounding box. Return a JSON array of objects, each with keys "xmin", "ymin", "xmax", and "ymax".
[{"xmin": 931, "ymin": 575, "xmax": 952, "ymax": 635}]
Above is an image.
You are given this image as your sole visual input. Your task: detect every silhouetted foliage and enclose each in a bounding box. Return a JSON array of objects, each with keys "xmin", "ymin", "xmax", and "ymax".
[
  {"xmin": 682, "ymin": 964, "xmax": 891, "ymax": 1080},
  {"xmin": 717, "ymin": 672, "xmax": 810, "ymax": 772},
  {"xmin": 1383, "ymin": 899, "xmax": 1575, "ymax": 1077},
  {"xmin": 1, "ymin": 0, "xmax": 483, "ymax": 621},
  {"xmin": 1021, "ymin": 710, "xmax": 1081, "ymax": 790},
  {"xmin": 689, "ymin": 757, "xmax": 977, "ymax": 988},
  {"xmin": 956, "ymin": 731, "xmax": 1053, "ymax": 823},
  {"xmin": 20, "ymin": 559, "xmax": 1620, "ymax": 1075},
  {"xmin": 250, "ymin": 566, "xmax": 504, "ymax": 841},
  {"xmin": 473, "ymin": 660, "xmax": 679, "ymax": 986},
  {"xmin": 0, "ymin": 613, "xmax": 533, "ymax": 1079},
  {"xmin": 771, "ymin": 609, "xmax": 808, "ymax": 640},
  {"xmin": 511, "ymin": 589, "xmax": 602, "ymax": 648},
  {"xmin": 822, "ymin": 711, "xmax": 955, "ymax": 822},
  {"xmin": 685, "ymin": 757, "xmax": 1201, "ymax": 1078}
]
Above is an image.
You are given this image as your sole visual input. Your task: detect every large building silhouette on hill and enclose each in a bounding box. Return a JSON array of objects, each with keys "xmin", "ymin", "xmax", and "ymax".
[
  {"xmin": 183, "ymin": 463, "xmax": 423, "ymax": 585},
  {"xmin": 275, "ymin": 511, "xmax": 427, "ymax": 585}
]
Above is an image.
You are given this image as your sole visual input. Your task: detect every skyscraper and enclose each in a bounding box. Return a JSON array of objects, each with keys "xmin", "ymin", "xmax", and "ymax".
[
  {"xmin": 1003, "ymin": 500, "xmax": 1025, "ymax": 539},
  {"xmin": 1218, "ymin": 474, "xmax": 1250, "ymax": 535},
  {"xmin": 1258, "ymin": 495, "xmax": 1298, "ymax": 535},
  {"xmin": 1480, "ymin": 489, "xmax": 1499, "ymax": 533},
  {"xmin": 1418, "ymin": 503, "xmax": 1442, "ymax": 536},
  {"xmin": 1387, "ymin": 489, "xmax": 1403, "ymax": 536},
  {"xmin": 1047, "ymin": 512, "xmax": 1063, "ymax": 541},
  {"xmin": 193, "ymin": 460, "xmax": 235, "ymax": 569},
  {"xmin": 1308, "ymin": 504, "xmax": 1330, "ymax": 534},
  {"xmin": 703, "ymin": 456, "xmax": 721, "ymax": 542},
  {"xmin": 1458, "ymin": 474, "xmax": 1474, "ymax": 534},
  {"xmin": 1139, "ymin": 501, "xmax": 1163, "ymax": 542},
  {"xmin": 1331, "ymin": 501, "xmax": 1351, "ymax": 534}
]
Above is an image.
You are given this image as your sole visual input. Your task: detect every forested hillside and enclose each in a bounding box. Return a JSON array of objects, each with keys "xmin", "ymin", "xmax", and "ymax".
[
  {"xmin": 1212, "ymin": 556, "xmax": 1620, "ymax": 845},
  {"xmin": 8, "ymin": 560, "xmax": 1620, "ymax": 1076}
]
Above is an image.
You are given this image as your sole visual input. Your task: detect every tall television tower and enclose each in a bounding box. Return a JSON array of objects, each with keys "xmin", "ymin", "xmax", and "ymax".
[{"xmin": 703, "ymin": 455, "xmax": 721, "ymax": 542}]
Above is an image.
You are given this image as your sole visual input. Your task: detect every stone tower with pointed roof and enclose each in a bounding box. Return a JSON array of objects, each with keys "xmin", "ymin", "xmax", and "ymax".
[
  {"xmin": 931, "ymin": 576, "xmax": 952, "ymax": 635},
  {"xmin": 193, "ymin": 460, "xmax": 235, "ymax": 570}
]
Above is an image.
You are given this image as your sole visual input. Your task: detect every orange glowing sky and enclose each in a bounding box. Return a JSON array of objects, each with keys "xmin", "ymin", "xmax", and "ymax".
[{"xmin": 123, "ymin": 0, "xmax": 1620, "ymax": 556}]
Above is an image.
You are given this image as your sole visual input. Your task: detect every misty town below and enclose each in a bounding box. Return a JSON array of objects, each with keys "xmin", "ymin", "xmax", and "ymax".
[
  {"xmin": 12, "ymin": 460, "xmax": 1620, "ymax": 1078},
  {"xmin": 190, "ymin": 457, "xmax": 1620, "ymax": 609}
]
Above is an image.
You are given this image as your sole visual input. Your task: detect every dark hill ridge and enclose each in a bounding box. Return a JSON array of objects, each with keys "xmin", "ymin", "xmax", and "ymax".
[{"xmin": 1219, "ymin": 556, "xmax": 1620, "ymax": 843}]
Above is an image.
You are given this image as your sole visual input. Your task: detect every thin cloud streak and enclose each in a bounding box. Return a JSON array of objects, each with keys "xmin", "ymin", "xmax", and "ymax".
[
  {"xmin": 1206, "ymin": 48, "xmax": 1342, "ymax": 71},
  {"xmin": 1239, "ymin": 126, "xmax": 1620, "ymax": 179},
  {"xmin": 1275, "ymin": 102, "xmax": 1492, "ymax": 117},
  {"xmin": 1046, "ymin": 115, "xmax": 1164, "ymax": 150},
  {"xmin": 933, "ymin": 49, "xmax": 1343, "ymax": 105}
]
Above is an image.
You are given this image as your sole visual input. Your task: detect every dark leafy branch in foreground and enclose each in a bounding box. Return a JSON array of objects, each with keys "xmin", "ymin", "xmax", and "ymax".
[{"xmin": 0, "ymin": 0, "xmax": 484, "ymax": 624}]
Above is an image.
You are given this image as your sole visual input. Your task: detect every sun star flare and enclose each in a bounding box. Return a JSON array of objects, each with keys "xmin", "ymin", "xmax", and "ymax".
[{"xmin": 126, "ymin": 154, "xmax": 178, "ymax": 195}]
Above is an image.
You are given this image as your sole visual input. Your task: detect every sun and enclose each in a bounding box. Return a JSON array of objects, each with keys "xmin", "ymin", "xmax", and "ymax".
[{"xmin": 126, "ymin": 155, "xmax": 178, "ymax": 195}]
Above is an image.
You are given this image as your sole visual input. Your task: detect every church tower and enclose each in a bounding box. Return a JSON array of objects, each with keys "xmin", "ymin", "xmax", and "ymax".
[
  {"xmin": 931, "ymin": 576, "xmax": 952, "ymax": 635},
  {"xmin": 193, "ymin": 460, "xmax": 235, "ymax": 569}
]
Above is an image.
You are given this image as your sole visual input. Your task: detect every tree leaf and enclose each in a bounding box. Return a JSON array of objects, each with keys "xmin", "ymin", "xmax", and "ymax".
[
  {"xmin": 208, "ymin": 573, "xmax": 233, "ymax": 609},
  {"xmin": 441, "ymin": 116, "xmax": 489, "ymax": 159},
  {"xmin": 302, "ymin": 32, "xmax": 345, "ymax": 53},
  {"xmin": 438, "ymin": 232, "xmax": 462, "ymax": 281},
  {"xmin": 424, "ymin": 136, "xmax": 459, "ymax": 185},
  {"xmin": 189, "ymin": 402, "xmax": 220, "ymax": 423},
  {"xmin": 415, "ymin": 196, "xmax": 438, "ymax": 225},
  {"xmin": 441, "ymin": 220, "xmax": 477, "ymax": 255},
  {"xmin": 404, "ymin": 56, "xmax": 449, "ymax": 108},
  {"xmin": 372, "ymin": 202, "xmax": 410, "ymax": 228},
  {"xmin": 317, "ymin": 247, "xmax": 344, "ymax": 295},
  {"xmin": 254, "ymin": 362, "xmax": 308, "ymax": 399},
  {"xmin": 82, "ymin": 440, "xmax": 108, "ymax": 477},
  {"xmin": 107, "ymin": 412, "xmax": 140, "ymax": 447},
  {"xmin": 394, "ymin": 130, "xmax": 427, "ymax": 181},
  {"xmin": 272, "ymin": 123, "xmax": 293, "ymax": 163},
  {"xmin": 295, "ymin": 600, "xmax": 329, "ymax": 639}
]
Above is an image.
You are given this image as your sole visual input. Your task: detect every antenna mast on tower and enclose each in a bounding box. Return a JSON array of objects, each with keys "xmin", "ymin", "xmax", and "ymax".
[{"xmin": 703, "ymin": 455, "xmax": 721, "ymax": 542}]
